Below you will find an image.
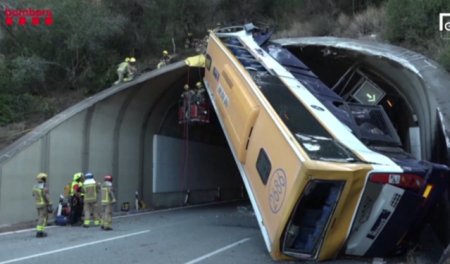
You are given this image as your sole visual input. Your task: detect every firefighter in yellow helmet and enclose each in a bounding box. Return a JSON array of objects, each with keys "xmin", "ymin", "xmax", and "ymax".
[
  {"xmin": 163, "ymin": 50, "xmax": 169, "ymax": 58},
  {"xmin": 124, "ymin": 57, "xmax": 137, "ymax": 82},
  {"xmin": 114, "ymin": 57, "xmax": 137, "ymax": 85},
  {"xmin": 157, "ymin": 50, "xmax": 171, "ymax": 69},
  {"xmin": 114, "ymin": 57, "xmax": 129, "ymax": 85},
  {"xmin": 101, "ymin": 175, "xmax": 116, "ymax": 230},
  {"xmin": 32, "ymin": 172, "xmax": 52, "ymax": 238},
  {"xmin": 69, "ymin": 172, "xmax": 84, "ymax": 225}
]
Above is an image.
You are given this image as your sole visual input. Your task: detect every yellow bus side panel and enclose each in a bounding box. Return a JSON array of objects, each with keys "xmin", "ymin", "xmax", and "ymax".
[
  {"xmin": 220, "ymin": 64, "xmax": 260, "ymax": 163},
  {"xmin": 205, "ymin": 39, "xmax": 259, "ymax": 163},
  {"xmin": 244, "ymin": 111, "xmax": 306, "ymax": 254}
]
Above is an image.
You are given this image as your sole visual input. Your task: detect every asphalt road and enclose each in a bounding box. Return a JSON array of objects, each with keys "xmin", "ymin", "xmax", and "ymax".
[{"xmin": 0, "ymin": 202, "xmax": 421, "ymax": 264}]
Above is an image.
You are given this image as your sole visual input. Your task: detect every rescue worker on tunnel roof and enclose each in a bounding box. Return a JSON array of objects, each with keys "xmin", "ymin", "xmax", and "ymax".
[
  {"xmin": 114, "ymin": 57, "xmax": 137, "ymax": 85},
  {"xmin": 157, "ymin": 50, "xmax": 171, "ymax": 69},
  {"xmin": 124, "ymin": 57, "xmax": 137, "ymax": 82}
]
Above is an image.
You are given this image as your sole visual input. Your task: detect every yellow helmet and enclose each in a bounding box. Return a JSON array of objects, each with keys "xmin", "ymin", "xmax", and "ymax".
[
  {"xmin": 163, "ymin": 50, "xmax": 169, "ymax": 56},
  {"xmin": 188, "ymin": 32, "xmax": 193, "ymax": 36},
  {"xmin": 125, "ymin": 57, "xmax": 130, "ymax": 62},
  {"xmin": 36, "ymin": 172, "xmax": 48, "ymax": 181},
  {"xmin": 183, "ymin": 84, "xmax": 189, "ymax": 91},
  {"xmin": 196, "ymin": 82, "xmax": 203, "ymax": 89},
  {"xmin": 73, "ymin": 172, "xmax": 83, "ymax": 181},
  {"xmin": 129, "ymin": 57, "xmax": 136, "ymax": 63}
]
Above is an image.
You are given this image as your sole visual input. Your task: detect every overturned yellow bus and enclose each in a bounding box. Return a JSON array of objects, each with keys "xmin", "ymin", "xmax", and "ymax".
[{"xmin": 201, "ymin": 24, "xmax": 449, "ymax": 261}]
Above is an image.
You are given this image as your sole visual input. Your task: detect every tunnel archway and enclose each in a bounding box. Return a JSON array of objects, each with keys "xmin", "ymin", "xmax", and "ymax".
[{"xmin": 0, "ymin": 61, "xmax": 241, "ymax": 226}]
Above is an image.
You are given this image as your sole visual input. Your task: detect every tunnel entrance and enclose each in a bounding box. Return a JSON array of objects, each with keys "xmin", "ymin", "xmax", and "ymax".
[{"xmin": 149, "ymin": 75, "xmax": 243, "ymax": 208}]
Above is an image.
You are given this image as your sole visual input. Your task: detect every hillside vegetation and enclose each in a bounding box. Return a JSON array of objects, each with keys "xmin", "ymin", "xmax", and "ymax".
[{"xmin": 1, "ymin": 0, "xmax": 450, "ymax": 146}]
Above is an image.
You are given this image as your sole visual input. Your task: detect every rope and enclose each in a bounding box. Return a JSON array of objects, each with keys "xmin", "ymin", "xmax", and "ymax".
[{"xmin": 180, "ymin": 67, "xmax": 192, "ymax": 203}]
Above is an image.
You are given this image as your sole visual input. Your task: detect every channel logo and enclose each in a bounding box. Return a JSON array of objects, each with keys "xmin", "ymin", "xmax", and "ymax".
[
  {"xmin": 439, "ymin": 13, "xmax": 450, "ymax": 39},
  {"xmin": 4, "ymin": 8, "xmax": 53, "ymax": 26}
]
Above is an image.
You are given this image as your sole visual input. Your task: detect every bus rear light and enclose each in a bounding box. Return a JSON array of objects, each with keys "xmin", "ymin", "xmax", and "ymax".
[{"xmin": 369, "ymin": 173, "xmax": 424, "ymax": 190}]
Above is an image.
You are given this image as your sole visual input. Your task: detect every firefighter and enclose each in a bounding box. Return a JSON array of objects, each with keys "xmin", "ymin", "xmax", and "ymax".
[
  {"xmin": 123, "ymin": 57, "xmax": 137, "ymax": 82},
  {"xmin": 69, "ymin": 172, "xmax": 84, "ymax": 226},
  {"xmin": 157, "ymin": 50, "xmax": 171, "ymax": 69},
  {"xmin": 32, "ymin": 172, "xmax": 52, "ymax": 238},
  {"xmin": 101, "ymin": 175, "xmax": 116, "ymax": 231},
  {"xmin": 114, "ymin": 56, "xmax": 137, "ymax": 85},
  {"xmin": 82, "ymin": 172, "xmax": 101, "ymax": 227},
  {"xmin": 193, "ymin": 81, "xmax": 210, "ymax": 123},
  {"xmin": 114, "ymin": 57, "xmax": 129, "ymax": 85},
  {"xmin": 179, "ymin": 84, "xmax": 195, "ymax": 123},
  {"xmin": 194, "ymin": 81, "xmax": 206, "ymax": 105},
  {"xmin": 185, "ymin": 32, "xmax": 194, "ymax": 49}
]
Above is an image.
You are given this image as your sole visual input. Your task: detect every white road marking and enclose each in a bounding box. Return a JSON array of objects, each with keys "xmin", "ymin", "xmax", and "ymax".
[
  {"xmin": 0, "ymin": 200, "xmax": 240, "ymax": 236},
  {"xmin": 184, "ymin": 237, "xmax": 251, "ymax": 264},
  {"xmin": 0, "ymin": 225, "xmax": 59, "ymax": 237},
  {"xmin": 0, "ymin": 230, "xmax": 150, "ymax": 264}
]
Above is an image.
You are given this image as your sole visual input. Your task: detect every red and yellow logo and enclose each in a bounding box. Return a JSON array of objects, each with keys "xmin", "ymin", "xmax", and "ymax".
[{"xmin": 5, "ymin": 8, "xmax": 53, "ymax": 26}]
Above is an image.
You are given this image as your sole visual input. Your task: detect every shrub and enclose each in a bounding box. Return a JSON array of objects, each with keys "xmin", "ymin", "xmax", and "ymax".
[
  {"xmin": 0, "ymin": 93, "xmax": 56, "ymax": 125},
  {"xmin": 10, "ymin": 56, "xmax": 47, "ymax": 94},
  {"xmin": 274, "ymin": 14, "xmax": 337, "ymax": 38},
  {"xmin": 437, "ymin": 42, "xmax": 450, "ymax": 72},
  {"xmin": 342, "ymin": 6, "xmax": 386, "ymax": 38},
  {"xmin": 386, "ymin": 0, "xmax": 450, "ymax": 45}
]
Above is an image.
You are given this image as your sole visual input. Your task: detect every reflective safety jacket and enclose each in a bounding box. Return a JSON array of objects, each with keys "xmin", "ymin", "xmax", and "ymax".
[
  {"xmin": 70, "ymin": 181, "xmax": 81, "ymax": 196},
  {"xmin": 84, "ymin": 179, "xmax": 99, "ymax": 203},
  {"xmin": 32, "ymin": 183, "xmax": 50, "ymax": 209},
  {"xmin": 117, "ymin": 61, "xmax": 129, "ymax": 73},
  {"xmin": 79, "ymin": 181, "xmax": 84, "ymax": 197},
  {"xmin": 101, "ymin": 181, "xmax": 116, "ymax": 205}
]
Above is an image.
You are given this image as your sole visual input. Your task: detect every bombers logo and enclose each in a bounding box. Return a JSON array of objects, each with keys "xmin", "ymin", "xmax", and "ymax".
[{"xmin": 4, "ymin": 8, "xmax": 53, "ymax": 26}]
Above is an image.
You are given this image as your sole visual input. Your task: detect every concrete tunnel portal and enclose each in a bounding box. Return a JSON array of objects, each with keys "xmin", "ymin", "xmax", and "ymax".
[
  {"xmin": 1, "ymin": 37, "xmax": 450, "ymax": 249},
  {"xmin": 0, "ymin": 61, "xmax": 242, "ymax": 227}
]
